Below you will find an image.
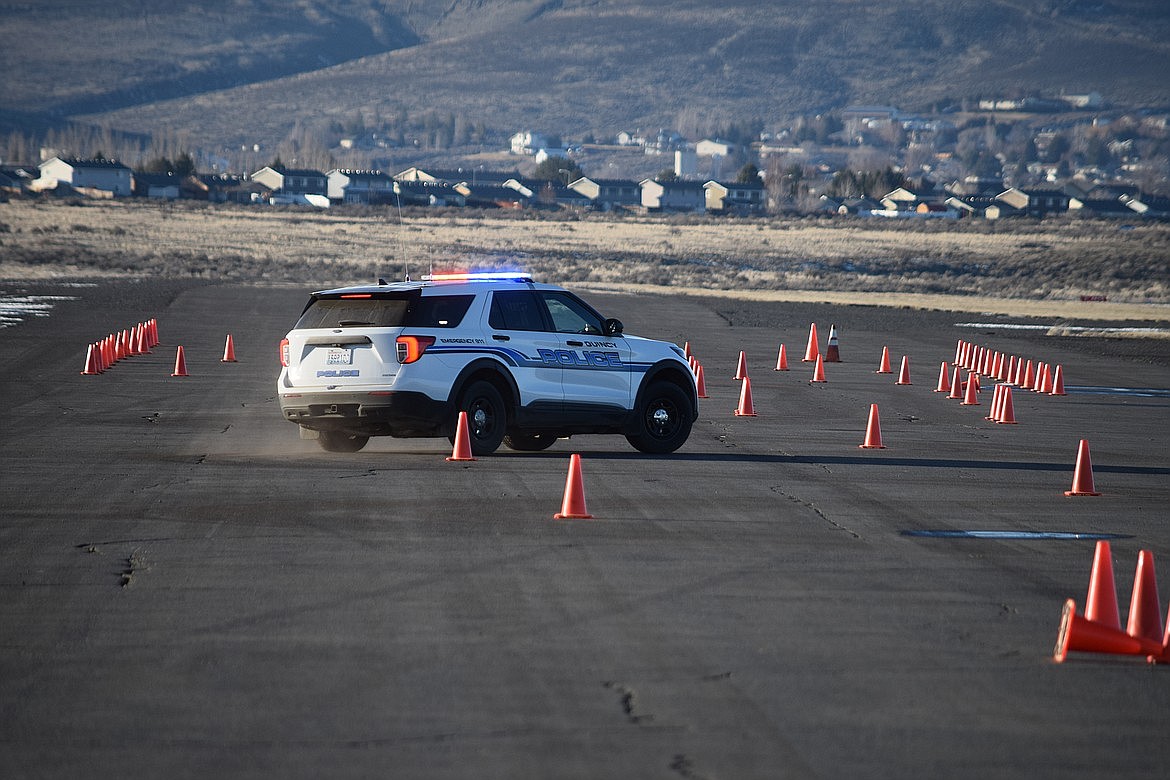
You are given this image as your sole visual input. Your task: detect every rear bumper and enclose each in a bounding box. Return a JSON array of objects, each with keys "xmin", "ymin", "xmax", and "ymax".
[{"xmin": 279, "ymin": 390, "xmax": 451, "ymax": 437}]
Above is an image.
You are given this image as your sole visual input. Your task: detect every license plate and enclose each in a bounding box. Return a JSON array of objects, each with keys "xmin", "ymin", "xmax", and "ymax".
[{"xmin": 326, "ymin": 347, "xmax": 353, "ymax": 365}]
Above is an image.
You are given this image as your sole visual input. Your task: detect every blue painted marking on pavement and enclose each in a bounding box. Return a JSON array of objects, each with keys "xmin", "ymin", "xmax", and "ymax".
[
  {"xmin": 1065, "ymin": 386, "xmax": 1170, "ymax": 398},
  {"xmin": 901, "ymin": 530, "xmax": 1132, "ymax": 540}
]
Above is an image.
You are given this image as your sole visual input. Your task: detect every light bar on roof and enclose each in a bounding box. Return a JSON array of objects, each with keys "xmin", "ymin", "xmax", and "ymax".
[{"xmin": 421, "ymin": 271, "xmax": 533, "ymax": 282}]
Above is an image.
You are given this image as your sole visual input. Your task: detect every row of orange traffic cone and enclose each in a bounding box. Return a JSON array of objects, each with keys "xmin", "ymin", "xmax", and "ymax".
[
  {"xmin": 1055, "ymin": 540, "xmax": 1170, "ymax": 663},
  {"xmin": 955, "ymin": 339, "xmax": 1067, "ymax": 396},
  {"xmin": 446, "ymin": 410, "xmax": 593, "ymax": 519},
  {"xmin": 80, "ymin": 319, "xmax": 160, "ymax": 374}
]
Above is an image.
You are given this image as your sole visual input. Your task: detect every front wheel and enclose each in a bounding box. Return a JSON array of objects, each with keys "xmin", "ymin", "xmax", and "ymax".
[
  {"xmin": 453, "ymin": 380, "xmax": 507, "ymax": 455},
  {"xmin": 317, "ymin": 430, "xmax": 370, "ymax": 452},
  {"xmin": 625, "ymin": 381, "xmax": 692, "ymax": 454}
]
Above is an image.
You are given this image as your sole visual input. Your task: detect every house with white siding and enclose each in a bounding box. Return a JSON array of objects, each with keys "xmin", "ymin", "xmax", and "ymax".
[{"xmin": 37, "ymin": 157, "xmax": 132, "ymax": 197}]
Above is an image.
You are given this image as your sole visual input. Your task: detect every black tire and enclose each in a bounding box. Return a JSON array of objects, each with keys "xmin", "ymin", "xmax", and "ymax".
[
  {"xmin": 625, "ymin": 381, "xmax": 693, "ymax": 454},
  {"xmin": 503, "ymin": 432, "xmax": 558, "ymax": 452},
  {"xmin": 317, "ymin": 430, "xmax": 370, "ymax": 452},
  {"xmin": 453, "ymin": 380, "xmax": 507, "ymax": 455}
]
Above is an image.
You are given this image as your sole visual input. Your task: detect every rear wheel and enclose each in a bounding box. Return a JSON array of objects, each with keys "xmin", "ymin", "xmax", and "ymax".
[
  {"xmin": 453, "ymin": 380, "xmax": 507, "ymax": 455},
  {"xmin": 317, "ymin": 430, "xmax": 370, "ymax": 452},
  {"xmin": 503, "ymin": 432, "xmax": 558, "ymax": 452},
  {"xmin": 625, "ymin": 381, "xmax": 692, "ymax": 454}
]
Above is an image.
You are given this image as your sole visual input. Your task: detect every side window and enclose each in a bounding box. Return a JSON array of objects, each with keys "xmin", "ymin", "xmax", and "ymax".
[
  {"xmin": 539, "ymin": 292, "xmax": 605, "ymax": 334},
  {"xmin": 488, "ymin": 291, "xmax": 548, "ymax": 331},
  {"xmin": 407, "ymin": 295, "xmax": 474, "ymax": 328}
]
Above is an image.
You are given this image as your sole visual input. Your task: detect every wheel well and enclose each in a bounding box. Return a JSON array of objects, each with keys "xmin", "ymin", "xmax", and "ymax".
[
  {"xmin": 637, "ymin": 363, "xmax": 698, "ymax": 418},
  {"xmin": 447, "ymin": 360, "xmax": 518, "ymax": 422}
]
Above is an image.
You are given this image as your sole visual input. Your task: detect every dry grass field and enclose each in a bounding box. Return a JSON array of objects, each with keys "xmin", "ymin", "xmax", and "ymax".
[{"xmin": 1, "ymin": 199, "xmax": 1168, "ymax": 322}]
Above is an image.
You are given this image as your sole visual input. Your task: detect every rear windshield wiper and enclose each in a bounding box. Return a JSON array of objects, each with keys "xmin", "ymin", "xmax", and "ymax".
[{"xmin": 337, "ymin": 320, "xmax": 374, "ymax": 327}]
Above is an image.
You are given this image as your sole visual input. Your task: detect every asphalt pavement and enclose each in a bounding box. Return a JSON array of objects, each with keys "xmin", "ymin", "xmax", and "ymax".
[{"xmin": 1, "ymin": 279, "xmax": 1168, "ymax": 779}]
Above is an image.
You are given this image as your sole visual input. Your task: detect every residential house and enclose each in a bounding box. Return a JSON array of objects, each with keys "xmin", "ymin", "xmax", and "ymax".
[
  {"xmin": 132, "ymin": 172, "xmax": 182, "ymax": 199},
  {"xmin": 394, "ymin": 167, "xmax": 516, "ymax": 186},
  {"xmin": 819, "ymin": 196, "xmax": 882, "ymax": 216},
  {"xmin": 568, "ymin": 177, "xmax": 642, "ymax": 211},
  {"xmin": 511, "ymin": 131, "xmax": 550, "ymax": 155},
  {"xmin": 250, "ymin": 166, "xmax": 327, "ymax": 196},
  {"xmin": 0, "ymin": 166, "xmax": 36, "ymax": 197},
  {"xmin": 639, "ymin": 179, "xmax": 706, "ymax": 212},
  {"xmin": 703, "ymin": 180, "xmax": 766, "ymax": 214},
  {"xmin": 454, "ymin": 182, "xmax": 529, "ymax": 209},
  {"xmin": 393, "ymin": 181, "xmax": 465, "ymax": 208},
  {"xmin": 184, "ymin": 174, "xmax": 266, "ymax": 203},
  {"xmin": 1067, "ymin": 197, "xmax": 1135, "ymax": 218},
  {"xmin": 327, "ymin": 169, "xmax": 394, "ymax": 203},
  {"xmin": 696, "ymin": 139, "xmax": 736, "ymax": 158},
  {"xmin": 879, "ymin": 186, "xmax": 942, "ymax": 212},
  {"xmin": 1121, "ymin": 194, "xmax": 1170, "ymax": 218},
  {"xmin": 996, "ymin": 187, "xmax": 1070, "ymax": 217},
  {"xmin": 37, "ymin": 157, "xmax": 132, "ymax": 197}
]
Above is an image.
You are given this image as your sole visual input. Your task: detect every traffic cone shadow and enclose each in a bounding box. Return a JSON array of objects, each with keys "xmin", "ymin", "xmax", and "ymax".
[
  {"xmin": 171, "ymin": 346, "xmax": 189, "ymax": 377},
  {"xmin": 554, "ymin": 453, "xmax": 593, "ymax": 519},
  {"xmin": 1065, "ymin": 439, "xmax": 1101, "ymax": 496},
  {"xmin": 859, "ymin": 403, "xmax": 885, "ymax": 449},
  {"xmin": 734, "ymin": 377, "xmax": 757, "ymax": 417},
  {"xmin": 446, "ymin": 410, "xmax": 477, "ymax": 462}
]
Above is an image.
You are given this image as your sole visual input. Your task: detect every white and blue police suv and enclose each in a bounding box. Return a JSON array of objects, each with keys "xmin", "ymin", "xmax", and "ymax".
[{"xmin": 278, "ymin": 272, "xmax": 698, "ymax": 454}]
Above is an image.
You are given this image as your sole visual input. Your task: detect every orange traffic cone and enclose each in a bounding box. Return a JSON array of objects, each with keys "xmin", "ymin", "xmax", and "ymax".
[
  {"xmin": 801, "ymin": 323, "xmax": 819, "ymax": 362},
  {"xmin": 960, "ymin": 371, "xmax": 980, "ymax": 405},
  {"xmin": 81, "ymin": 344, "xmax": 101, "ymax": 375},
  {"xmin": 946, "ymin": 366, "xmax": 964, "ymax": 400},
  {"xmin": 1006, "ymin": 355, "xmax": 1018, "ymax": 385},
  {"xmin": 996, "ymin": 386, "xmax": 1018, "ymax": 424},
  {"xmin": 1064, "ymin": 439, "xmax": 1100, "ymax": 496},
  {"xmin": 1085, "ymin": 540, "xmax": 1121, "ymax": 630},
  {"xmin": 93, "ymin": 341, "xmax": 106, "ymax": 373},
  {"xmin": 1054, "ymin": 599, "xmax": 1162, "ymax": 662},
  {"xmin": 171, "ymin": 345, "xmax": 189, "ymax": 377},
  {"xmin": 876, "ymin": 346, "xmax": 892, "ymax": 374},
  {"xmin": 554, "ymin": 453, "xmax": 593, "ymax": 519},
  {"xmin": 149, "ymin": 318, "xmax": 159, "ymax": 347},
  {"xmin": 824, "ymin": 324, "xmax": 841, "ymax": 362},
  {"xmin": 773, "ymin": 343, "xmax": 789, "ymax": 371},
  {"xmin": 859, "ymin": 403, "xmax": 885, "ymax": 449},
  {"xmin": 695, "ymin": 363, "xmax": 708, "ymax": 399},
  {"xmin": 809, "ymin": 353, "xmax": 827, "ymax": 383},
  {"xmin": 1033, "ymin": 362, "xmax": 1047, "ymax": 393},
  {"xmin": 734, "ymin": 376, "xmax": 757, "ymax": 417},
  {"xmin": 734, "ymin": 350, "xmax": 748, "ymax": 380},
  {"xmin": 135, "ymin": 323, "xmax": 150, "ymax": 355},
  {"xmin": 1021, "ymin": 359, "xmax": 1035, "ymax": 390},
  {"xmin": 986, "ymin": 384, "xmax": 1003, "ymax": 421},
  {"xmin": 895, "ymin": 355, "xmax": 911, "ymax": 385},
  {"xmin": 683, "ymin": 341, "xmax": 691, "ymax": 358},
  {"xmin": 934, "ymin": 361, "xmax": 951, "ymax": 393},
  {"xmin": 1127, "ymin": 550, "xmax": 1163, "ymax": 647},
  {"xmin": 446, "ymin": 410, "xmax": 477, "ymax": 462},
  {"xmin": 954, "ymin": 339, "xmax": 964, "ymax": 364},
  {"xmin": 221, "ymin": 334, "xmax": 238, "ymax": 363},
  {"xmin": 1050, "ymin": 364, "xmax": 1066, "ymax": 396}
]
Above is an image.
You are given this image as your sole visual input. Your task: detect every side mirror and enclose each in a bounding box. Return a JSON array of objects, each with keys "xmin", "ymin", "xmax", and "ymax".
[{"xmin": 604, "ymin": 318, "xmax": 624, "ymax": 336}]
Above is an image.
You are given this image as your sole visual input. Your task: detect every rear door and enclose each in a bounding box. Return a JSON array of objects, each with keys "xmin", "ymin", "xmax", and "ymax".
[{"xmin": 487, "ymin": 290, "xmax": 563, "ymax": 412}]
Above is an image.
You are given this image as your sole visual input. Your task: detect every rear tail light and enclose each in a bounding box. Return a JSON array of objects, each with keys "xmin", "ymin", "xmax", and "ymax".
[
  {"xmin": 396, "ymin": 335, "xmax": 435, "ymax": 364},
  {"xmin": 279, "ymin": 338, "xmax": 290, "ymax": 367}
]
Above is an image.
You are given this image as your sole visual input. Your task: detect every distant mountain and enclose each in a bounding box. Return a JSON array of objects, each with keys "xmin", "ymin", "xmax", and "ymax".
[{"xmin": 3, "ymin": 0, "xmax": 1169, "ymax": 151}]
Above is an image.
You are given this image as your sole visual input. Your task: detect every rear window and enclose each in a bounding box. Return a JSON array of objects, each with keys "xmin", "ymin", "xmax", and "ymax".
[{"xmin": 295, "ymin": 293, "xmax": 474, "ymax": 329}]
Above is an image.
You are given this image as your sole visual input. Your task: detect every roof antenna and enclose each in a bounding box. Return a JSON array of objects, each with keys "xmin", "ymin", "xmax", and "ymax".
[{"xmin": 393, "ymin": 189, "xmax": 410, "ymax": 281}]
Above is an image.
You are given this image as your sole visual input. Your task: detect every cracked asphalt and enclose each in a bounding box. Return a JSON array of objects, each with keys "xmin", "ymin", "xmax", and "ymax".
[{"xmin": 1, "ymin": 280, "xmax": 1168, "ymax": 779}]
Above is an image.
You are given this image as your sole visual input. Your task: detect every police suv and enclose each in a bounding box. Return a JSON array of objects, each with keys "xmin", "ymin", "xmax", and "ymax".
[{"xmin": 278, "ymin": 272, "xmax": 698, "ymax": 454}]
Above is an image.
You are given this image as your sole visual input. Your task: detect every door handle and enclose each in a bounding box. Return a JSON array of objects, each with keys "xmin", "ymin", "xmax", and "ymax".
[
  {"xmin": 492, "ymin": 334, "xmax": 510, "ymax": 341},
  {"xmin": 566, "ymin": 340, "xmax": 584, "ymax": 346}
]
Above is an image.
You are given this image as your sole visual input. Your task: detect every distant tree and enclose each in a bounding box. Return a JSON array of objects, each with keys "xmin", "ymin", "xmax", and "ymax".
[
  {"xmin": 735, "ymin": 163, "xmax": 760, "ymax": 184},
  {"xmin": 270, "ymin": 155, "xmax": 284, "ymax": 170},
  {"xmin": 825, "ymin": 167, "xmax": 908, "ymax": 198},
  {"xmin": 141, "ymin": 156, "xmax": 173, "ymax": 174},
  {"xmin": 173, "ymin": 151, "xmax": 196, "ymax": 177},
  {"xmin": 533, "ymin": 156, "xmax": 581, "ymax": 183},
  {"xmin": 655, "ymin": 168, "xmax": 678, "ymax": 182}
]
